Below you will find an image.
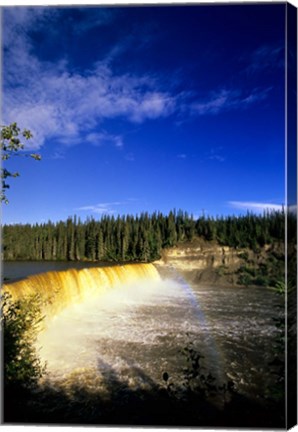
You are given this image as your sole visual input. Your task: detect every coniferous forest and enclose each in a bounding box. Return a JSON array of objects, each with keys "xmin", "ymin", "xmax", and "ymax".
[{"xmin": 3, "ymin": 209, "xmax": 286, "ymax": 262}]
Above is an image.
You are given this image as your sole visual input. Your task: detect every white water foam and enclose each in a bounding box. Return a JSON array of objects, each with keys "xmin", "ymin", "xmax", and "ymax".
[{"xmin": 36, "ymin": 278, "xmax": 201, "ymax": 386}]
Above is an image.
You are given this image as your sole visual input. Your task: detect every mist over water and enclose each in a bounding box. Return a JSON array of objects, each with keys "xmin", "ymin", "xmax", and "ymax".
[
  {"xmin": 5, "ymin": 262, "xmax": 280, "ymax": 403},
  {"xmin": 36, "ymin": 277, "xmax": 215, "ymax": 393}
]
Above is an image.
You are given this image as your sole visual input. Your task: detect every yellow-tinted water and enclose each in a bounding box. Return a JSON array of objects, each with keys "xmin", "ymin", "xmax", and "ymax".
[
  {"xmin": 3, "ymin": 263, "xmax": 160, "ymax": 317},
  {"xmin": 3, "ymin": 264, "xmax": 279, "ymax": 404}
]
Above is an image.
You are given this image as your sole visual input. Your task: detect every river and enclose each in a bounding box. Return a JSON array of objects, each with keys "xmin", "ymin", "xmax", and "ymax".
[{"xmin": 3, "ymin": 260, "xmax": 283, "ymax": 425}]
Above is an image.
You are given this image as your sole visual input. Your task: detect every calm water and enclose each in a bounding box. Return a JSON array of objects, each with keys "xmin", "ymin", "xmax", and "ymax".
[
  {"xmin": 3, "ymin": 261, "xmax": 281, "ymax": 403},
  {"xmin": 2, "ymin": 260, "xmax": 114, "ymax": 281}
]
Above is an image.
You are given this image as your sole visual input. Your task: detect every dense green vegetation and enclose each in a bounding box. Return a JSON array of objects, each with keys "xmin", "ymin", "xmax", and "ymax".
[
  {"xmin": 3, "ymin": 209, "xmax": 285, "ymax": 262},
  {"xmin": 235, "ymin": 248, "xmax": 285, "ymax": 287},
  {"xmin": 1, "ymin": 293, "xmax": 45, "ymax": 390},
  {"xmin": 1, "ymin": 292, "xmax": 46, "ymax": 421}
]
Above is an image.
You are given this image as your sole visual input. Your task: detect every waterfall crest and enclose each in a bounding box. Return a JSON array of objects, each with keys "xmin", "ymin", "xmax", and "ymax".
[{"xmin": 3, "ymin": 263, "xmax": 160, "ymax": 316}]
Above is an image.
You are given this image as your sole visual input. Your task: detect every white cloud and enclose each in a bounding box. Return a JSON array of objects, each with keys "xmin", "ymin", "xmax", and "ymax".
[
  {"xmin": 190, "ymin": 87, "xmax": 272, "ymax": 116},
  {"xmin": 229, "ymin": 201, "xmax": 283, "ymax": 213},
  {"xmin": 76, "ymin": 202, "xmax": 123, "ymax": 215},
  {"xmin": 85, "ymin": 132, "xmax": 123, "ymax": 148},
  {"xmin": 2, "ymin": 9, "xmax": 274, "ymax": 153},
  {"xmin": 191, "ymin": 89, "xmax": 233, "ymax": 115},
  {"xmin": 2, "ymin": 10, "xmax": 178, "ymax": 150},
  {"xmin": 3, "ymin": 63, "xmax": 176, "ymax": 151},
  {"xmin": 130, "ymin": 92, "xmax": 176, "ymax": 122},
  {"xmin": 76, "ymin": 199, "xmax": 140, "ymax": 215}
]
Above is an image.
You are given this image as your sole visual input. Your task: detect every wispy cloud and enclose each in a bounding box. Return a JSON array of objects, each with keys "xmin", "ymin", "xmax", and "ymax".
[
  {"xmin": 190, "ymin": 89, "xmax": 233, "ymax": 115},
  {"xmin": 245, "ymin": 45, "xmax": 284, "ymax": 75},
  {"xmin": 86, "ymin": 131, "xmax": 123, "ymax": 148},
  {"xmin": 229, "ymin": 201, "xmax": 283, "ymax": 213},
  {"xmin": 3, "ymin": 63, "xmax": 176, "ymax": 150},
  {"xmin": 2, "ymin": 9, "xmax": 275, "ymax": 153},
  {"xmin": 2, "ymin": 9, "xmax": 177, "ymax": 150},
  {"xmin": 72, "ymin": 8, "xmax": 114, "ymax": 34},
  {"xmin": 208, "ymin": 154, "xmax": 225, "ymax": 163},
  {"xmin": 76, "ymin": 201, "xmax": 123, "ymax": 215},
  {"xmin": 51, "ymin": 150, "xmax": 66, "ymax": 160},
  {"xmin": 189, "ymin": 87, "xmax": 272, "ymax": 116},
  {"xmin": 207, "ymin": 147, "xmax": 225, "ymax": 163},
  {"xmin": 76, "ymin": 198, "xmax": 141, "ymax": 215},
  {"xmin": 177, "ymin": 153, "xmax": 187, "ymax": 159}
]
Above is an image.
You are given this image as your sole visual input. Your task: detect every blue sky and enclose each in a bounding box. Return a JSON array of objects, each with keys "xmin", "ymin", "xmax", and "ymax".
[{"xmin": 2, "ymin": 3, "xmax": 286, "ymax": 224}]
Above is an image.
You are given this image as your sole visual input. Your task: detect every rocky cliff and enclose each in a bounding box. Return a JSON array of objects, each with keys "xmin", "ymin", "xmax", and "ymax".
[{"xmin": 155, "ymin": 238, "xmax": 284, "ymax": 287}]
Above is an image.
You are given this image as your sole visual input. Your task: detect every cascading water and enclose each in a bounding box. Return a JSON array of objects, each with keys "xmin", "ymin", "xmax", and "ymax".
[
  {"xmin": 3, "ymin": 263, "xmax": 280, "ymax": 411},
  {"xmin": 4, "ymin": 264, "xmax": 216, "ymax": 393},
  {"xmin": 3, "ymin": 263, "xmax": 160, "ymax": 315},
  {"xmin": 35, "ymin": 275, "xmax": 204, "ymax": 389}
]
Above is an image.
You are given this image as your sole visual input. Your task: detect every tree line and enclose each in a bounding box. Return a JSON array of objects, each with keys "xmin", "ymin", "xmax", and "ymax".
[{"xmin": 3, "ymin": 209, "xmax": 285, "ymax": 262}]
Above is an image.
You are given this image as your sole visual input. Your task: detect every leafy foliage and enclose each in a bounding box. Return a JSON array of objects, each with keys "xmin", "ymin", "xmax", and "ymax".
[
  {"xmin": 163, "ymin": 336, "xmax": 234, "ymax": 407},
  {"xmin": 1, "ymin": 123, "xmax": 41, "ymax": 203},
  {"xmin": 236, "ymin": 256, "xmax": 284, "ymax": 287},
  {"xmin": 1, "ymin": 292, "xmax": 45, "ymax": 390}
]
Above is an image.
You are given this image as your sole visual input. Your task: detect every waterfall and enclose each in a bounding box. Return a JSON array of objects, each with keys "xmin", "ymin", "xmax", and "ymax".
[{"xmin": 3, "ymin": 263, "xmax": 160, "ymax": 317}]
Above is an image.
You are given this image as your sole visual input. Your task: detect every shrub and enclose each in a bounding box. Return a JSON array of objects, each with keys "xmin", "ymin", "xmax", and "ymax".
[
  {"xmin": 238, "ymin": 252, "xmax": 249, "ymax": 261},
  {"xmin": 1, "ymin": 292, "xmax": 45, "ymax": 390},
  {"xmin": 163, "ymin": 336, "xmax": 235, "ymax": 408},
  {"xmin": 254, "ymin": 275, "xmax": 269, "ymax": 286},
  {"xmin": 237, "ymin": 273, "xmax": 253, "ymax": 286}
]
